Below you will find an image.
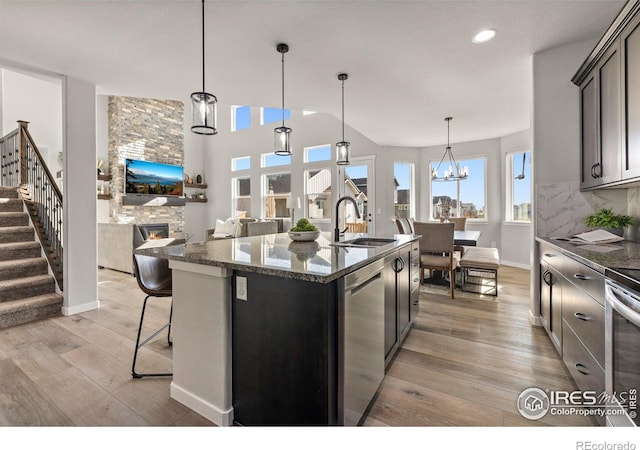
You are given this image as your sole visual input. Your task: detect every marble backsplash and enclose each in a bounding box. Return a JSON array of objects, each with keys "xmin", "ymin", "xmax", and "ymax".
[{"xmin": 535, "ymin": 182, "xmax": 629, "ymax": 238}]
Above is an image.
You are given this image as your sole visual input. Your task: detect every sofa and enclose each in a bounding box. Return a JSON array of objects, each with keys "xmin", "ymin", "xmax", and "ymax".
[{"xmin": 206, "ymin": 218, "xmax": 280, "ymax": 240}]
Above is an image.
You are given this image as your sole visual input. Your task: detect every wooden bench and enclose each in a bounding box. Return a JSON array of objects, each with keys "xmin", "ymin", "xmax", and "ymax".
[{"xmin": 459, "ymin": 246, "xmax": 500, "ymax": 296}]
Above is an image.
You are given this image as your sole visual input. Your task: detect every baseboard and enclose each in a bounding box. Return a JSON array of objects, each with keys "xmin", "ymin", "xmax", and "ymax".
[
  {"xmin": 62, "ymin": 300, "xmax": 100, "ymax": 316},
  {"xmin": 170, "ymin": 382, "xmax": 233, "ymax": 426},
  {"xmin": 529, "ymin": 309, "xmax": 543, "ymax": 327},
  {"xmin": 500, "ymin": 259, "xmax": 531, "ymax": 270}
]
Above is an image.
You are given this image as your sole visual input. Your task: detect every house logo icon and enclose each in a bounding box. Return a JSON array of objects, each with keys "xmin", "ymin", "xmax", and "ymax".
[{"xmin": 517, "ymin": 387, "xmax": 550, "ymax": 420}]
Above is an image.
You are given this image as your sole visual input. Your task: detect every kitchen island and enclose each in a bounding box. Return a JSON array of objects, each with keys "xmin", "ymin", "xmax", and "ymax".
[{"xmin": 135, "ymin": 232, "xmax": 420, "ymax": 426}]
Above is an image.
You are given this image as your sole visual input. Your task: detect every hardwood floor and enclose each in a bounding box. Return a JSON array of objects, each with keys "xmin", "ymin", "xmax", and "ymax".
[
  {"xmin": 364, "ymin": 265, "xmax": 594, "ymax": 426},
  {"xmin": 0, "ymin": 265, "xmax": 593, "ymax": 427}
]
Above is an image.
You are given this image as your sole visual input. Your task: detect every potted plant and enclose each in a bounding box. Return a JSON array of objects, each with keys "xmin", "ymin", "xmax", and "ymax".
[
  {"xmin": 288, "ymin": 218, "xmax": 320, "ymax": 241},
  {"xmin": 584, "ymin": 208, "xmax": 633, "ymax": 236}
]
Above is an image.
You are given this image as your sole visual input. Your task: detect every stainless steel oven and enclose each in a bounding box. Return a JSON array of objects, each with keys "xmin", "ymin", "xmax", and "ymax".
[{"xmin": 604, "ymin": 271, "xmax": 640, "ymax": 427}]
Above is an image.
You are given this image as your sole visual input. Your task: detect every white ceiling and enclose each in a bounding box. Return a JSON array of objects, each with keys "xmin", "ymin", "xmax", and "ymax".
[{"xmin": 0, "ymin": 0, "xmax": 626, "ymax": 147}]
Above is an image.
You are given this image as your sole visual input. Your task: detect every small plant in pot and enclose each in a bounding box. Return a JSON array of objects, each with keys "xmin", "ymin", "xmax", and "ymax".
[
  {"xmin": 583, "ymin": 208, "xmax": 633, "ymax": 237},
  {"xmin": 288, "ymin": 218, "xmax": 320, "ymax": 241}
]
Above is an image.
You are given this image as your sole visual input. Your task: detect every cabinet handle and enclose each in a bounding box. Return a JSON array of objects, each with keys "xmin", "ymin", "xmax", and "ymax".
[
  {"xmin": 574, "ymin": 312, "xmax": 589, "ymax": 321},
  {"xmin": 575, "ymin": 363, "xmax": 590, "ymax": 376},
  {"xmin": 594, "ymin": 162, "xmax": 602, "ymax": 178},
  {"xmin": 544, "ymin": 253, "xmax": 556, "ymax": 258},
  {"xmin": 590, "ymin": 163, "xmax": 598, "ymax": 179},
  {"xmin": 573, "ymin": 274, "xmax": 591, "ymax": 281},
  {"xmin": 413, "ymin": 278, "xmax": 419, "ymax": 283},
  {"xmin": 543, "ymin": 270, "xmax": 552, "ymax": 285}
]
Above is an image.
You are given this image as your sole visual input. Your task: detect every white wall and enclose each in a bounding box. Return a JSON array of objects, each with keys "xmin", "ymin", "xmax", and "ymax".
[
  {"xmin": 500, "ymin": 129, "xmax": 533, "ymax": 269},
  {"xmin": 1, "ymin": 68, "xmax": 63, "ymax": 174},
  {"xmin": 62, "ymin": 76, "xmax": 98, "ymax": 315}
]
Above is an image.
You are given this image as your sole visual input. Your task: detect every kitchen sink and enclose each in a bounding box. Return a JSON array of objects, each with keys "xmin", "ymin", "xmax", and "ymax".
[{"xmin": 331, "ymin": 238, "xmax": 396, "ymax": 248}]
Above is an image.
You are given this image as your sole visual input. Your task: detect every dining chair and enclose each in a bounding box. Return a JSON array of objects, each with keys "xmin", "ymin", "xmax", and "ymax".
[
  {"xmin": 394, "ymin": 217, "xmax": 413, "ymax": 234},
  {"xmin": 132, "ymin": 253, "xmax": 173, "ymax": 378},
  {"xmin": 412, "ymin": 221, "xmax": 458, "ymax": 299},
  {"xmin": 439, "ymin": 216, "xmax": 466, "ymax": 231}
]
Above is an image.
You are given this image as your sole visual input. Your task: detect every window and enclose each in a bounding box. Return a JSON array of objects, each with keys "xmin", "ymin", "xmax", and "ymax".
[
  {"xmin": 231, "ymin": 106, "xmax": 250, "ymax": 131},
  {"xmin": 263, "ymin": 172, "xmax": 291, "ymax": 219},
  {"xmin": 393, "ymin": 162, "xmax": 414, "ymax": 219},
  {"xmin": 261, "ymin": 107, "xmax": 291, "ymax": 125},
  {"xmin": 262, "ymin": 152, "xmax": 291, "ymax": 168},
  {"xmin": 305, "ymin": 145, "xmax": 331, "ymax": 163},
  {"xmin": 506, "ymin": 150, "xmax": 532, "ymax": 222},
  {"xmin": 232, "ymin": 156, "xmax": 250, "ymax": 171},
  {"xmin": 305, "ymin": 169, "xmax": 332, "ymax": 220},
  {"xmin": 430, "ymin": 157, "xmax": 486, "ymax": 220},
  {"xmin": 232, "ymin": 177, "xmax": 251, "ymax": 218}
]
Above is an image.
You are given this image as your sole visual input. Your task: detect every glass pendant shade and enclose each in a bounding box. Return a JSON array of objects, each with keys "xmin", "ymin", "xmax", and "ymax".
[
  {"xmin": 336, "ymin": 73, "xmax": 351, "ymax": 165},
  {"xmin": 336, "ymin": 141, "xmax": 351, "ymax": 165},
  {"xmin": 190, "ymin": 0, "xmax": 217, "ymax": 136},
  {"xmin": 274, "ymin": 125, "xmax": 292, "ymax": 156},
  {"xmin": 190, "ymin": 92, "xmax": 218, "ymax": 135}
]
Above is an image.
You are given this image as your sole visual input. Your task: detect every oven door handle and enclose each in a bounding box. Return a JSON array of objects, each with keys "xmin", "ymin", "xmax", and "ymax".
[{"xmin": 605, "ymin": 283, "xmax": 640, "ymax": 328}]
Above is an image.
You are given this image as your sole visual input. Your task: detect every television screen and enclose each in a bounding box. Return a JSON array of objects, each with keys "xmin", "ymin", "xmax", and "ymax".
[{"xmin": 125, "ymin": 159, "xmax": 184, "ymax": 197}]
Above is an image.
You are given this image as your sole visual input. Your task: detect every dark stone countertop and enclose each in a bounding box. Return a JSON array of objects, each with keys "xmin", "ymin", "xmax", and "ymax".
[
  {"xmin": 135, "ymin": 232, "xmax": 419, "ymax": 283},
  {"xmin": 536, "ymin": 236, "xmax": 640, "ymax": 274}
]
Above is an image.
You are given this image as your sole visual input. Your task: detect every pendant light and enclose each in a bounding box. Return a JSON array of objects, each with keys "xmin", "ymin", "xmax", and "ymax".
[
  {"xmin": 431, "ymin": 117, "xmax": 469, "ymax": 181},
  {"xmin": 274, "ymin": 43, "xmax": 292, "ymax": 156},
  {"xmin": 190, "ymin": 0, "xmax": 217, "ymax": 135},
  {"xmin": 336, "ymin": 73, "xmax": 351, "ymax": 165}
]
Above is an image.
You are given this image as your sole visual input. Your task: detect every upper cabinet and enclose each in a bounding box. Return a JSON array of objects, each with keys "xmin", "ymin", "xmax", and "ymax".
[
  {"xmin": 573, "ymin": 1, "xmax": 640, "ymax": 191},
  {"xmin": 622, "ymin": 13, "xmax": 640, "ymax": 179}
]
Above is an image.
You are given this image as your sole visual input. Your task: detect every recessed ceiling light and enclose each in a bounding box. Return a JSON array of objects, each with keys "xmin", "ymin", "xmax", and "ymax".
[{"xmin": 472, "ymin": 29, "xmax": 496, "ymax": 44}]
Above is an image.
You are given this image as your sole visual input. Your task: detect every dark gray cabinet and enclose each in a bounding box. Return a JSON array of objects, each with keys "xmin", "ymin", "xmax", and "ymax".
[
  {"xmin": 622, "ymin": 13, "xmax": 640, "ymax": 179},
  {"xmin": 579, "ymin": 43, "xmax": 622, "ymax": 190},
  {"xmin": 574, "ymin": 2, "xmax": 639, "ymax": 190},
  {"xmin": 539, "ymin": 242, "xmax": 563, "ymax": 353},
  {"xmin": 383, "ymin": 243, "xmax": 418, "ymax": 366}
]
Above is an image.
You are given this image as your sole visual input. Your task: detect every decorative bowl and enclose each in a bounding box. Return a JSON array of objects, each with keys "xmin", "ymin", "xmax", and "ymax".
[{"xmin": 288, "ymin": 230, "xmax": 320, "ymax": 242}]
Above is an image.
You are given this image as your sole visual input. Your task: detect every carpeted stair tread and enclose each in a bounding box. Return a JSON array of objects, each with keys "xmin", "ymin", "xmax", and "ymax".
[
  {"xmin": 0, "ymin": 211, "xmax": 29, "ymax": 227},
  {"xmin": 0, "ymin": 293, "xmax": 62, "ymax": 329},
  {"xmin": 0, "ymin": 187, "xmax": 18, "ymax": 199},
  {"xmin": 0, "ymin": 274, "xmax": 56, "ymax": 303},
  {"xmin": 0, "ymin": 199, "xmax": 23, "ymax": 212},
  {"xmin": 0, "ymin": 226, "xmax": 34, "ymax": 243},
  {"xmin": 0, "ymin": 241, "xmax": 41, "ymax": 261},
  {"xmin": 0, "ymin": 257, "xmax": 48, "ymax": 281}
]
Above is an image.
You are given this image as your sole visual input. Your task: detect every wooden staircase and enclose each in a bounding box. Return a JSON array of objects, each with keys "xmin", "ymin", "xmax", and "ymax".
[{"xmin": 0, "ymin": 186, "xmax": 63, "ymax": 329}]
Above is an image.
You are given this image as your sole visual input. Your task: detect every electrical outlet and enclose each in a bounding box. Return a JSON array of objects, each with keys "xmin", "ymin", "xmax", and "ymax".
[{"xmin": 236, "ymin": 276, "xmax": 247, "ymax": 301}]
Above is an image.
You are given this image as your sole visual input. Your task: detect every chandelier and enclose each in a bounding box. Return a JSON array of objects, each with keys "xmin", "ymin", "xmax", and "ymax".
[{"xmin": 431, "ymin": 117, "xmax": 468, "ymax": 181}]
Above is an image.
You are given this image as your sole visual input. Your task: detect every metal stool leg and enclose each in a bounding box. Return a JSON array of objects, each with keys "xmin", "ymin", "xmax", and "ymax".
[{"xmin": 132, "ymin": 294, "xmax": 173, "ymax": 378}]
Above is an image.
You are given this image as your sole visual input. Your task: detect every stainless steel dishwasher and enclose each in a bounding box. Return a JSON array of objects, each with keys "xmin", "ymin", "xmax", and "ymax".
[{"xmin": 342, "ymin": 258, "xmax": 385, "ymax": 426}]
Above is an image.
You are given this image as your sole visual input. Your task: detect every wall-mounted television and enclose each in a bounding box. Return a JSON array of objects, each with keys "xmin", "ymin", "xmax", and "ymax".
[{"xmin": 125, "ymin": 159, "xmax": 184, "ymax": 197}]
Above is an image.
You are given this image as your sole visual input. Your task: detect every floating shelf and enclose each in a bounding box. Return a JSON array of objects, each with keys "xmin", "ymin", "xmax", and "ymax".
[
  {"xmin": 185, "ymin": 182, "xmax": 207, "ymax": 189},
  {"xmin": 97, "ymin": 194, "xmax": 111, "ymax": 200},
  {"xmin": 186, "ymin": 197, "xmax": 207, "ymax": 203},
  {"xmin": 97, "ymin": 174, "xmax": 111, "ymax": 181}
]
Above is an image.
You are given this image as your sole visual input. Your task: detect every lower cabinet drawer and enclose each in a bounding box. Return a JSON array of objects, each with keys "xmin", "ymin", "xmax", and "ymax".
[
  {"xmin": 562, "ymin": 281, "xmax": 605, "ymax": 367},
  {"xmin": 562, "ymin": 320, "xmax": 605, "ymax": 394},
  {"xmin": 562, "ymin": 255, "xmax": 605, "ymax": 306}
]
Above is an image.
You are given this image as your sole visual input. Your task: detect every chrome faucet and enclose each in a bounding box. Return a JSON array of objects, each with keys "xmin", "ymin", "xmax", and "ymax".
[{"xmin": 334, "ymin": 196, "xmax": 361, "ymax": 241}]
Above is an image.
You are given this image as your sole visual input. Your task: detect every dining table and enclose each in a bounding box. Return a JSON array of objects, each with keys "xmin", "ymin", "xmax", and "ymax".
[{"xmin": 454, "ymin": 230, "xmax": 481, "ymax": 247}]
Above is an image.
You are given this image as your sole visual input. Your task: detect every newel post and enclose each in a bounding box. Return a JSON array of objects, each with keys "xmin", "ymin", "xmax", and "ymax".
[{"xmin": 17, "ymin": 120, "xmax": 29, "ymax": 186}]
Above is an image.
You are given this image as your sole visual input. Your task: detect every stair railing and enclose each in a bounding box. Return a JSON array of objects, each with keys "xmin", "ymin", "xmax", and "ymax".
[{"xmin": 0, "ymin": 121, "xmax": 63, "ymax": 284}]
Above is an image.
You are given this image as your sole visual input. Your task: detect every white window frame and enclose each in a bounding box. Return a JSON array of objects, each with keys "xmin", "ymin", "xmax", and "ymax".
[
  {"xmin": 261, "ymin": 171, "xmax": 291, "ymax": 219},
  {"xmin": 304, "ymin": 144, "xmax": 332, "ymax": 163},
  {"xmin": 261, "ymin": 152, "xmax": 291, "ymax": 168},
  {"xmin": 505, "ymin": 148, "xmax": 532, "ymax": 224},
  {"xmin": 231, "ymin": 156, "xmax": 251, "ymax": 172},
  {"xmin": 393, "ymin": 161, "xmax": 415, "ymax": 220},
  {"xmin": 231, "ymin": 175, "xmax": 251, "ymax": 219},
  {"xmin": 231, "ymin": 105, "xmax": 250, "ymax": 132},
  {"xmin": 428, "ymin": 155, "xmax": 488, "ymax": 222}
]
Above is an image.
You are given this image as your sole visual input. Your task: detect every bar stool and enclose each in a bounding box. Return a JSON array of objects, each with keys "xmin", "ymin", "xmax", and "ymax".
[{"xmin": 131, "ymin": 253, "xmax": 173, "ymax": 378}]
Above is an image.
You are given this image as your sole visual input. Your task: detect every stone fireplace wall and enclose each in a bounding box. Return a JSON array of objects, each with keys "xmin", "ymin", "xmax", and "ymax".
[{"xmin": 107, "ymin": 96, "xmax": 185, "ymax": 235}]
